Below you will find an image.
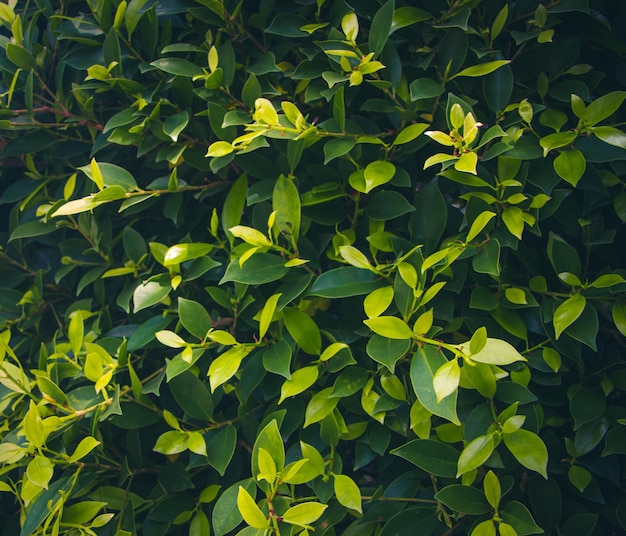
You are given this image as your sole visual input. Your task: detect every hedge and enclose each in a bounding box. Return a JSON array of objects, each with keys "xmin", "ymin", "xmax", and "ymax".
[{"xmin": 0, "ymin": 0, "xmax": 626, "ymax": 535}]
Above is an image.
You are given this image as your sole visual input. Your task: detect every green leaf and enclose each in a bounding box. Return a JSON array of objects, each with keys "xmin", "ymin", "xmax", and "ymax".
[
  {"xmin": 540, "ymin": 131, "xmax": 578, "ymax": 156},
  {"xmin": 368, "ymin": 0, "xmax": 395, "ymax": 57},
  {"xmin": 366, "ymin": 335, "xmax": 411, "ymax": 373},
  {"xmin": 612, "ymin": 302, "xmax": 626, "ymax": 337},
  {"xmin": 455, "ymin": 151, "xmax": 478, "ymax": 174},
  {"xmin": 390, "ymin": 439, "xmax": 459, "ymax": 478},
  {"xmin": 363, "ymin": 160, "xmax": 396, "ymax": 193},
  {"xmin": 553, "ymin": 150, "xmax": 586, "ymax": 186},
  {"xmin": 568, "ymin": 465, "xmax": 591, "ymax": 492},
  {"xmin": 153, "ymin": 430, "xmax": 188, "ymax": 455},
  {"xmin": 453, "ymin": 60, "xmax": 510, "ymax": 78},
  {"xmin": 503, "ymin": 429, "xmax": 548, "ymax": 478},
  {"xmin": 553, "ymin": 293, "xmax": 586, "ymax": 339},
  {"xmin": 178, "ymin": 298, "xmax": 212, "ymax": 339},
  {"xmin": 26, "ymin": 456, "xmax": 54, "ymax": 489},
  {"xmin": 304, "ymin": 388, "xmax": 339, "ymax": 427},
  {"xmin": 333, "ymin": 474, "xmax": 362, "ymax": 513},
  {"xmin": 6, "ymin": 43, "xmax": 36, "ymax": 70},
  {"xmin": 220, "ymin": 253, "xmax": 289, "ymax": 285},
  {"xmin": 364, "ymin": 286, "xmax": 394, "ymax": 318},
  {"xmin": 364, "ymin": 316, "xmax": 413, "ymax": 339},
  {"xmin": 151, "ymin": 58, "xmax": 203, "ymax": 77},
  {"xmin": 252, "ymin": 419, "xmax": 285, "ymax": 479},
  {"xmin": 410, "ymin": 346, "xmax": 460, "ymax": 424},
  {"xmin": 472, "ymin": 520, "xmax": 496, "ymax": 536},
  {"xmin": 133, "ymin": 274, "xmax": 171, "ymax": 312},
  {"xmin": 324, "ymin": 138, "xmax": 356, "ymax": 164},
  {"xmin": 457, "ymin": 434, "xmax": 495, "ymax": 477},
  {"xmin": 394, "ymin": 123, "xmax": 429, "ymax": 145},
  {"xmin": 61, "ymin": 501, "xmax": 107, "ymax": 525},
  {"xmin": 483, "ymin": 470, "xmax": 501, "ymax": 510},
  {"xmin": 259, "ymin": 293, "xmax": 281, "ymax": 340},
  {"xmin": 9, "ymin": 221, "xmax": 58, "ymax": 242},
  {"xmin": 212, "ymin": 479, "xmax": 256, "ymax": 536},
  {"xmin": 262, "ymin": 341, "xmax": 292, "ymax": 378},
  {"xmin": 222, "ymin": 174, "xmax": 247, "ymax": 242},
  {"xmin": 206, "ymin": 426, "xmax": 237, "ymax": 476},
  {"xmin": 279, "ymin": 366, "xmax": 319, "ymax": 403},
  {"xmin": 78, "ymin": 162, "xmax": 138, "ymax": 191},
  {"xmin": 339, "ymin": 245, "xmax": 374, "ymax": 270},
  {"xmin": 501, "ymin": 501, "xmax": 544, "ymax": 535},
  {"xmin": 273, "ymin": 176, "xmax": 301, "ymax": 243},
  {"xmin": 68, "ymin": 436, "xmax": 101, "ymax": 462},
  {"xmin": 469, "ymin": 338, "xmax": 526, "ymax": 365},
  {"xmin": 163, "ymin": 111, "xmax": 189, "ymax": 142},
  {"xmin": 208, "ymin": 345, "xmax": 252, "ymax": 392},
  {"xmin": 434, "ymin": 484, "xmax": 490, "ymax": 514},
  {"xmin": 593, "ymin": 126, "xmax": 626, "ymax": 149},
  {"xmin": 433, "ymin": 359, "xmax": 460, "ymax": 402},
  {"xmin": 410, "ymin": 78, "xmax": 445, "ymax": 101},
  {"xmin": 584, "ymin": 90, "xmax": 626, "ymax": 126},
  {"xmin": 282, "ymin": 307, "xmax": 321, "ymax": 355},
  {"xmin": 308, "ymin": 267, "xmax": 385, "ymax": 298},
  {"xmin": 392, "ymin": 6, "xmax": 432, "ymax": 31},
  {"xmin": 282, "ymin": 502, "xmax": 327, "ymax": 527},
  {"xmin": 237, "ymin": 487, "xmax": 268, "ymax": 529},
  {"xmin": 466, "ymin": 211, "xmax": 496, "ymax": 242}
]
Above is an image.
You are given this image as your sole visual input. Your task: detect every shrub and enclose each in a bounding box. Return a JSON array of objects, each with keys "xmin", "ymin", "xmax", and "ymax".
[{"xmin": 0, "ymin": 0, "xmax": 625, "ymax": 534}]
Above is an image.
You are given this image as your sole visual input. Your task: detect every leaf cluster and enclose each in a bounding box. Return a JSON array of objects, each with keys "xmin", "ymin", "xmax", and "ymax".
[{"xmin": 0, "ymin": 1, "xmax": 625, "ymax": 535}]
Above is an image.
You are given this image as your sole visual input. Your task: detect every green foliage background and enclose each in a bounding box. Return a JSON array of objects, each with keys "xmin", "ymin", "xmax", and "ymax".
[{"xmin": 0, "ymin": 0, "xmax": 626, "ymax": 534}]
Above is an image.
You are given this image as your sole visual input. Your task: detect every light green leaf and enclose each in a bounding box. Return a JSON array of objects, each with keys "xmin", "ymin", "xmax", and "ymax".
[
  {"xmin": 279, "ymin": 366, "xmax": 319, "ymax": 404},
  {"xmin": 282, "ymin": 502, "xmax": 328, "ymax": 527},
  {"xmin": 455, "ymin": 152, "xmax": 478, "ymax": 174},
  {"xmin": 339, "ymin": 245, "xmax": 374, "ymax": 270},
  {"xmin": 259, "ymin": 293, "xmax": 281, "ymax": 339},
  {"xmin": 553, "ymin": 150, "xmax": 586, "ymax": 186},
  {"xmin": 457, "ymin": 434, "xmax": 495, "ymax": 477},
  {"xmin": 208, "ymin": 345, "xmax": 252, "ymax": 392},
  {"xmin": 163, "ymin": 243, "xmax": 212, "ymax": 266},
  {"xmin": 363, "ymin": 160, "xmax": 396, "ymax": 193},
  {"xmin": 156, "ymin": 330, "xmax": 186, "ymax": 348},
  {"xmin": 153, "ymin": 430, "xmax": 188, "ymax": 455},
  {"xmin": 363, "ymin": 286, "xmax": 394, "ymax": 318},
  {"xmin": 454, "ymin": 60, "xmax": 510, "ymax": 78},
  {"xmin": 333, "ymin": 474, "xmax": 362, "ymax": 513},
  {"xmin": 553, "ymin": 293, "xmax": 586, "ymax": 339},
  {"xmin": 483, "ymin": 470, "xmax": 501, "ymax": 510},
  {"xmin": 540, "ymin": 131, "xmax": 578, "ymax": 156},
  {"xmin": 229, "ymin": 226, "xmax": 271, "ymax": 247},
  {"xmin": 364, "ymin": 316, "xmax": 413, "ymax": 339},
  {"xmin": 471, "ymin": 520, "xmax": 496, "ymax": 536},
  {"xmin": 505, "ymin": 288, "xmax": 527, "ymax": 305},
  {"xmin": 237, "ymin": 487, "xmax": 268, "ymax": 529},
  {"xmin": 466, "ymin": 211, "xmax": 496, "ymax": 242},
  {"xmin": 503, "ymin": 428, "xmax": 548, "ymax": 478},
  {"xmin": 393, "ymin": 123, "xmax": 429, "ymax": 145},
  {"xmin": 304, "ymin": 387, "xmax": 339, "ymax": 427},
  {"xmin": 26, "ymin": 456, "xmax": 54, "ymax": 489},
  {"xmin": 433, "ymin": 359, "xmax": 460, "ymax": 402},
  {"xmin": 469, "ymin": 338, "xmax": 526, "ymax": 365}
]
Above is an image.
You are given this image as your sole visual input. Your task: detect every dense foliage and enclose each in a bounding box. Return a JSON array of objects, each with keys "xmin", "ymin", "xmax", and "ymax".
[{"xmin": 1, "ymin": 0, "xmax": 626, "ymax": 534}]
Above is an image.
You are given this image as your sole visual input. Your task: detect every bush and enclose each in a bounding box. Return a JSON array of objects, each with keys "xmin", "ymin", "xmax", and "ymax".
[{"xmin": 1, "ymin": 0, "xmax": 626, "ymax": 534}]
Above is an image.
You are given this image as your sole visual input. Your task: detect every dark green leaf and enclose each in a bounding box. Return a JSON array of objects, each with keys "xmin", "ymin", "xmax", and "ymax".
[
  {"xmin": 390, "ymin": 439, "xmax": 459, "ymax": 478},
  {"xmin": 434, "ymin": 485, "xmax": 490, "ymax": 515}
]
